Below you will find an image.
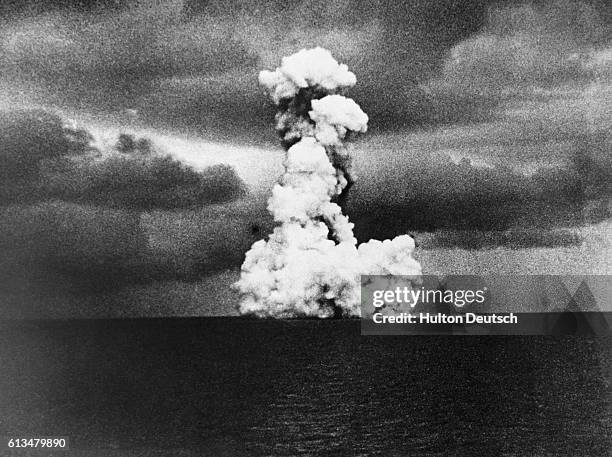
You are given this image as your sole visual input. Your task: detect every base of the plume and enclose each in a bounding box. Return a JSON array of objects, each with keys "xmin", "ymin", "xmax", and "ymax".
[{"xmin": 234, "ymin": 234, "xmax": 422, "ymax": 319}]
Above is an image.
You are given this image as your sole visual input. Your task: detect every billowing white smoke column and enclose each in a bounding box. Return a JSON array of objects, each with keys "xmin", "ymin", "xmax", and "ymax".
[{"xmin": 235, "ymin": 48, "xmax": 421, "ymax": 318}]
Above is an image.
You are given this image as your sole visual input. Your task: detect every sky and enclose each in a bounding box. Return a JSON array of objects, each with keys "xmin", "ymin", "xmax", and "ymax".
[
  {"xmin": 0, "ymin": 0, "xmax": 610, "ymax": 182},
  {"xmin": 0, "ymin": 0, "xmax": 610, "ymax": 316},
  {"xmin": 0, "ymin": 0, "xmax": 608, "ymax": 133}
]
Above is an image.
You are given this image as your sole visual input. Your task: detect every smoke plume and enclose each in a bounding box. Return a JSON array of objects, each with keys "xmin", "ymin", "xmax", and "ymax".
[{"xmin": 235, "ymin": 48, "xmax": 421, "ymax": 318}]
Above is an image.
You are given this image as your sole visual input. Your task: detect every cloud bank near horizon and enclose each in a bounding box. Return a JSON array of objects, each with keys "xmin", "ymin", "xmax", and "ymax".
[{"xmin": 0, "ymin": 109, "xmax": 253, "ymax": 300}]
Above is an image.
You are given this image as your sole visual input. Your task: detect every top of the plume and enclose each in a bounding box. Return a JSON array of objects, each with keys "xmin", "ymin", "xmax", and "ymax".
[{"xmin": 259, "ymin": 47, "xmax": 357, "ymax": 104}]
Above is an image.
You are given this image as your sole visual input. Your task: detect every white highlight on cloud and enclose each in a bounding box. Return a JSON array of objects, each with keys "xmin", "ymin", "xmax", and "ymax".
[
  {"xmin": 235, "ymin": 48, "xmax": 421, "ymax": 318},
  {"xmin": 258, "ymin": 47, "xmax": 357, "ymax": 103},
  {"xmin": 309, "ymin": 94, "xmax": 368, "ymax": 146}
]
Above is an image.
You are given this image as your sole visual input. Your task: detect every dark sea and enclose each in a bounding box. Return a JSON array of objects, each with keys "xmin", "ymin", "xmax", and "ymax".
[{"xmin": 0, "ymin": 318, "xmax": 610, "ymax": 457}]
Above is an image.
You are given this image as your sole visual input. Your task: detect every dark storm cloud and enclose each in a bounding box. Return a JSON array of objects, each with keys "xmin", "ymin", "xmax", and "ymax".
[
  {"xmin": 346, "ymin": 129, "xmax": 612, "ymax": 239},
  {"xmin": 334, "ymin": 0, "xmax": 609, "ymax": 238},
  {"xmin": 0, "ymin": 201, "xmax": 149, "ymax": 292},
  {"xmin": 3, "ymin": 0, "xmax": 592, "ymax": 135},
  {"xmin": 425, "ymin": 0, "xmax": 611, "ymax": 102},
  {"xmin": 0, "ymin": 2, "xmax": 257, "ymax": 115},
  {"xmin": 0, "ymin": 109, "xmax": 247, "ymax": 209},
  {"xmin": 0, "ymin": 109, "xmax": 94, "ymax": 203},
  {"xmin": 0, "ymin": 112, "xmax": 256, "ymax": 299},
  {"xmin": 0, "ymin": 0, "xmax": 608, "ymax": 135},
  {"xmin": 416, "ymin": 228, "xmax": 584, "ymax": 250},
  {"xmin": 0, "ymin": 110, "xmax": 90, "ymax": 172},
  {"xmin": 44, "ymin": 154, "xmax": 247, "ymax": 210},
  {"xmin": 0, "ymin": 108, "xmax": 251, "ymax": 295},
  {"xmin": 0, "ymin": 199, "xmax": 268, "ymax": 295}
]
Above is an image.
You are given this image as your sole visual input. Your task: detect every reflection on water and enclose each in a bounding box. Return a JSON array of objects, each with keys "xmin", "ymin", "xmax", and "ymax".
[{"xmin": 0, "ymin": 318, "xmax": 610, "ymax": 456}]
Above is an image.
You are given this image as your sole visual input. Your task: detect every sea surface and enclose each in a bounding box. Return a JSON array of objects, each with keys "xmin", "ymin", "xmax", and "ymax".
[{"xmin": 0, "ymin": 318, "xmax": 610, "ymax": 457}]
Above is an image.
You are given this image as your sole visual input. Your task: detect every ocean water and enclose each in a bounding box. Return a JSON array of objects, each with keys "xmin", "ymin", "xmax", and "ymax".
[{"xmin": 0, "ymin": 318, "xmax": 610, "ymax": 457}]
